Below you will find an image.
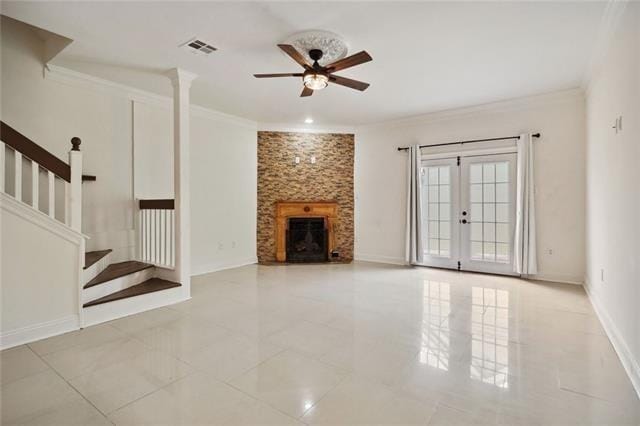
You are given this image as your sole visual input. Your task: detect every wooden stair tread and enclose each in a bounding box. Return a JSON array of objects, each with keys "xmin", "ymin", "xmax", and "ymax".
[
  {"xmin": 83, "ymin": 278, "xmax": 181, "ymax": 308},
  {"xmin": 84, "ymin": 250, "xmax": 113, "ymax": 270},
  {"xmin": 84, "ymin": 261, "xmax": 153, "ymax": 289}
]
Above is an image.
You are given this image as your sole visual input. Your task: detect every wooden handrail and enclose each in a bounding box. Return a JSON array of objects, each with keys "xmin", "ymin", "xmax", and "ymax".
[
  {"xmin": 139, "ymin": 199, "xmax": 174, "ymax": 210},
  {"xmin": 1, "ymin": 121, "xmax": 71, "ymax": 182}
]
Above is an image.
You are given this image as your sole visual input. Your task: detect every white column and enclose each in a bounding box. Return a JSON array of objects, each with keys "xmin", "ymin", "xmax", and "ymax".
[
  {"xmin": 166, "ymin": 68, "xmax": 197, "ymax": 292},
  {"xmin": 68, "ymin": 137, "xmax": 83, "ymax": 232}
]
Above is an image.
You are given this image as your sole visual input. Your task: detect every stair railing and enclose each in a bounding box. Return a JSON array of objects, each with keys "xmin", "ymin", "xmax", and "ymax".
[
  {"xmin": 0, "ymin": 121, "xmax": 83, "ymax": 232},
  {"xmin": 137, "ymin": 199, "xmax": 175, "ymax": 268}
]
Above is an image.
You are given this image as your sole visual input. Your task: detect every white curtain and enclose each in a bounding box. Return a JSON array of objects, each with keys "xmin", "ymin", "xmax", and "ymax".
[
  {"xmin": 514, "ymin": 133, "xmax": 537, "ymax": 275},
  {"xmin": 405, "ymin": 145, "xmax": 424, "ymax": 265}
]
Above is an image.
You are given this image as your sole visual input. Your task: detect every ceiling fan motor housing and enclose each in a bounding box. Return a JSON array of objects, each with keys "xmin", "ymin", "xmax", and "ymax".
[{"xmin": 309, "ymin": 49, "xmax": 324, "ymax": 62}]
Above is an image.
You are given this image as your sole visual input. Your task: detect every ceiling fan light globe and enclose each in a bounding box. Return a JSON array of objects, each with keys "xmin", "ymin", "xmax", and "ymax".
[{"xmin": 303, "ymin": 73, "xmax": 328, "ymax": 91}]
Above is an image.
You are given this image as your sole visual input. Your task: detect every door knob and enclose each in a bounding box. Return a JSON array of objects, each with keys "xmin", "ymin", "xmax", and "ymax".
[
  {"xmin": 462, "ymin": 211, "xmax": 467, "ymax": 216},
  {"xmin": 461, "ymin": 219, "xmax": 468, "ymax": 224}
]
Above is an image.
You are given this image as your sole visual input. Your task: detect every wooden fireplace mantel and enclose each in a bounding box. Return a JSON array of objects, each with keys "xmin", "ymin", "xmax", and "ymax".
[{"xmin": 275, "ymin": 201, "xmax": 338, "ymax": 262}]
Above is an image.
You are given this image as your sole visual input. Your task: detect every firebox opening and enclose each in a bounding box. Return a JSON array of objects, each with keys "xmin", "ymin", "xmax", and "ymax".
[{"xmin": 286, "ymin": 217, "xmax": 328, "ymax": 263}]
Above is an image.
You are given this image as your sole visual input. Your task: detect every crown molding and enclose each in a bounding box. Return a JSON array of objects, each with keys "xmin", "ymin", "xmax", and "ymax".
[
  {"xmin": 582, "ymin": 0, "xmax": 629, "ymax": 95},
  {"xmin": 44, "ymin": 64, "xmax": 257, "ymax": 130},
  {"xmin": 358, "ymin": 88, "xmax": 585, "ymax": 131},
  {"xmin": 257, "ymin": 122, "xmax": 356, "ymax": 135},
  {"xmin": 165, "ymin": 68, "xmax": 198, "ymax": 87}
]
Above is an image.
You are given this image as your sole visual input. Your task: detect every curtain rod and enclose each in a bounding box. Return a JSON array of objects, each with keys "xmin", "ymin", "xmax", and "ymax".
[{"xmin": 396, "ymin": 133, "xmax": 541, "ymax": 152}]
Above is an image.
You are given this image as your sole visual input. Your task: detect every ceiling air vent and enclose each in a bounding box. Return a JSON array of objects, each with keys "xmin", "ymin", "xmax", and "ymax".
[{"xmin": 181, "ymin": 38, "xmax": 217, "ymax": 55}]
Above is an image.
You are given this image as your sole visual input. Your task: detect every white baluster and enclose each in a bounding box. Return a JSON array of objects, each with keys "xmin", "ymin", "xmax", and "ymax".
[
  {"xmin": 158, "ymin": 210, "xmax": 164, "ymax": 265},
  {"xmin": 155, "ymin": 209, "xmax": 160, "ymax": 264},
  {"xmin": 147, "ymin": 209, "xmax": 152, "ymax": 263},
  {"xmin": 172, "ymin": 209, "xmax": 176, "ymax": 267},
  {"xmin": 31, "ymin": 161, "xmax": 39, "ymax": 210},
  {"xmin": 14, "ymin": 151, "xmax": 22, "ymax": 202},
  {"xmin": 64, "ymin": 182, "xmax": 70, "ymax": 225},
  {"xmin": 140, "ymin": 210, "xmax": 145, "ymax": 261},
  {"xmin": 163, "ymin": 209, "xmax": 168, "ymax": 266},
  {"xmin": 139, "ymin": 208, "xmax": 143, "ymax": 261},
  {"xmin": 48, "ymin": 171, "xmax": 55, "ymax": 218},
  {"xmin": 0, "ymin": 142, "xmax": 5, "ymax": 192}
]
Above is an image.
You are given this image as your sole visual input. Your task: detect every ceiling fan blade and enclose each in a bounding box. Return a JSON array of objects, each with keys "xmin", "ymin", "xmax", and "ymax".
[
  {"xmin": 325, "ymin": 51, "xmax": 372, "ymax": 73},
  {"xmin": 278, "ymin": 44, "xmax": 312, "ymax": 69},
  {"xmin": 254, "ymin": 73, "xmax": 303, "ymax": 78},
  {"xmin": 300, "ymin": 87, "xmax": 314, "ymax": 97},
  {"xmin": 329, "ymin": 75, "xmax": 370, "ymax": 91}
]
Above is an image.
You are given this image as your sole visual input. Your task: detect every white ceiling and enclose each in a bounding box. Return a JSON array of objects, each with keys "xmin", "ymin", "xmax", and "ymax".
[{"xmin": 2, "ymin": 1, "xmax": 607, "ymax": 126}]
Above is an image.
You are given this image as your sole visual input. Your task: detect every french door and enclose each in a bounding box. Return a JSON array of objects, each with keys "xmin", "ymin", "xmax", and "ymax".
[{"xmin": 421, "ymin": 153, "xmax": 517, "ymax": 275}]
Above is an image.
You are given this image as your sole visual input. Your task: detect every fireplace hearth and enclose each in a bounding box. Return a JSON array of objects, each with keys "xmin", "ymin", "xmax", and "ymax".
[{"xmin": 286, "ymin": 218, "xmax": 328, "ymax": 262}]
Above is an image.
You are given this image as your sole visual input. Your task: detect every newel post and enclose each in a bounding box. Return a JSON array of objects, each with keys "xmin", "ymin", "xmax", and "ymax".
[
  {"xmin": 68, "ymin": 137, "xmax": 82, "ymax": 232},
  {"xmin": 166, "ymin": 68, "xmax": 197, "ymax": 292}
]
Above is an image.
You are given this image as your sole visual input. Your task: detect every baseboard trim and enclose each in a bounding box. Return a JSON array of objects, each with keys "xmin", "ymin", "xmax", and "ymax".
[
  {"xmin": 530, "ymin": 273, "xmax": 584, "ymax": 285},
  {"xmin": 0, "ymin": 315, "xmax": 79, "ymax": 350},
  {"xmin": 584, "ymin": 279, "xmax": 640, "ymax": 400},
  {"xmin": 354, "ymin": 253, "xmax": 407, "ymax": 266},
  {"xmin": 191, "ymin": 257, "xmax": 258, "ymax": 277}
]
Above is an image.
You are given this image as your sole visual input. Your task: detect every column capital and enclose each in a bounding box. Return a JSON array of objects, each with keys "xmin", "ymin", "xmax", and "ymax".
[{"xmin": 166, "ymin": 68, "xmax": 198, "ymax": 88}]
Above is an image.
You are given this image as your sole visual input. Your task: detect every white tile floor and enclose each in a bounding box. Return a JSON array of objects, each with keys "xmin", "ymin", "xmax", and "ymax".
[{"xmin": 2, "ymin": 262, "xmax": 639, "ymax": 425}]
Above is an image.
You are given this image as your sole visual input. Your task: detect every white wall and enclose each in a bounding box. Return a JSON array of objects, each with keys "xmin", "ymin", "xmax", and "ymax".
[
  {"xmin": 1, "ymin": 196, "xmax": 82, "ymax": 348},
  {"xmin": 1, "ymin": 16, "xmax": 135, "ymax": 262},
  {"xmin": 355, "ymin": 89, "xmax": 586, "ymax": 284},
  {"xmin": 584, "ymin": 2, "xmax": 639, "ymax": 395},
  {"xmin": 190, "ymin": 110, "xmax": 257, "ymax": 275}
]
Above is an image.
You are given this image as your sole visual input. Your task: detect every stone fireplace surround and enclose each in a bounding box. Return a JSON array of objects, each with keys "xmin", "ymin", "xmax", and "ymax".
[
  {"xmin": 257, "ymin": 131, "xmax": 354, "ymax": 263},
  {"xmin": 275, "ymin": 201, "xmax": 338, "ymax": 262}
]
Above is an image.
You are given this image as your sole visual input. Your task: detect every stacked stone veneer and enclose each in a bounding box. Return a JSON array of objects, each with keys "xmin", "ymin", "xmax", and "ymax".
[{"xmin": 257, "ymin": 131, "xmax": 354, "ymax": 262}]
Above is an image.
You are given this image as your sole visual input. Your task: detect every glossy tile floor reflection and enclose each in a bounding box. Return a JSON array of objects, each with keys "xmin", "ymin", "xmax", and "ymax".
[{"xmin": 2, "ymin": 262, "xmax": 639, "ymax": 425}]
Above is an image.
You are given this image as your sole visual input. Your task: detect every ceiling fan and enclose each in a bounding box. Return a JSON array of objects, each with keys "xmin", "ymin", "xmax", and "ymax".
[{"xmin": 254, "ymin": 44, "xmax": 372, "ymax": 97}]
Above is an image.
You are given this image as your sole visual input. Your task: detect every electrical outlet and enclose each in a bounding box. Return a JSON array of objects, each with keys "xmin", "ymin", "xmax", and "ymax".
[
  {"xmin": 218, "ymin": 242, "xmax": 224, "ymax": 250},
  {"xmin": 613, "ymin": 115, "xmax": 623, "ymax": 134},
  {"xmin": 547, "ymin": 248, "xmax": 553, "ymax": 255}
]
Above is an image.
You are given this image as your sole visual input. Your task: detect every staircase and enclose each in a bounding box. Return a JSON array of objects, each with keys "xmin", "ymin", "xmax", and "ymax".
[
  {"xmin": 81, "ymin": 250, "xmax": 182, "ymax": 326},
  {"xmin": 1, "ymin": 121, "xmax": 189, "ymax": 341}
]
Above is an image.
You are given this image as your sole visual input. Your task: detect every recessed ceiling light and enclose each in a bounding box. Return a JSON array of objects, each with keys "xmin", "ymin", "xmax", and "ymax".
[{"xmin": 304, "ymin": 118, "xmax": 314, "ymax": 124}]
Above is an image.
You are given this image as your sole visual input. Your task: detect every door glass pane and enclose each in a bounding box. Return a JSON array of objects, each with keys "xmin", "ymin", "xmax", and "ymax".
[
  {"xmin": 471, "ymin": 223, "xmax": 482, "ymax": 241},
  {"xmin": 483, "ymin": 184, "xmax": 495, "ymax": 202},
  {"xmin": 496, "ymin": 183, "xmax": 508, "ymax": 203},
  {"xmin": 470, "ymin": 164, "xmax": 483, "ymax": 183},
  {"xmin": 496, "ymin": 223, "xmax": 509, "ymax": 243},
  {"xmin": 468, "ymin": 161, "xmax": 511, "ymax": 263},
  {"xmin": 440, "ymin": 221, "xmax": 451, "ymax": 239},
  {"xmin": 439, "ymin": 167, "xmax": 450, "ymax": 184},
  {"xmin": 470, "ymin": 184, "xmax": 482, "ymax": 202},
  {"xmin": 422, "ymin": 165, "xmax": 452, "ymax": 258},
  {"xmin": 495, "ymin": 163, "xmax": 509, "ymax": 183}
]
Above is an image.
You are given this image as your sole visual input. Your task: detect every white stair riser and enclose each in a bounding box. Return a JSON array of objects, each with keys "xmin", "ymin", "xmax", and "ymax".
[
  {"xmin": 82, "ymin": 286, "xmax": 188, "ymax": 327},
  {"xmin": 83, "ymin": 268, "xmax": 153, "ymax": 304},
  {"xmin": 83, "ymin": 253, "xmax": 112, "ymax": 285}
]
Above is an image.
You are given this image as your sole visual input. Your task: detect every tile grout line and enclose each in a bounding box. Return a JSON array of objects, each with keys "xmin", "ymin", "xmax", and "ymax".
[{"xmin": 25, "ymin": 344, "xmax": 116, "ymax": 425}]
